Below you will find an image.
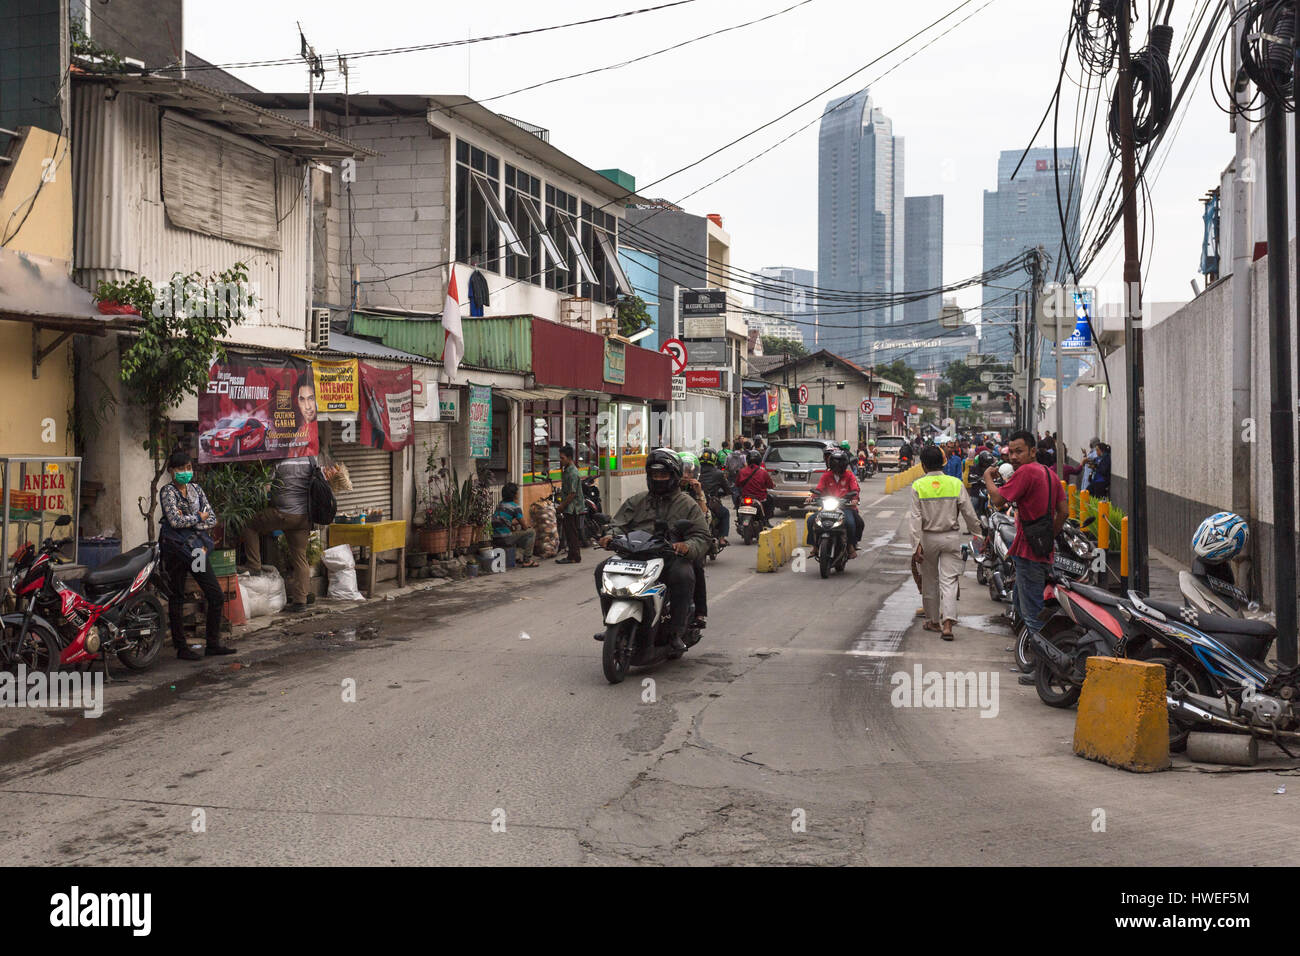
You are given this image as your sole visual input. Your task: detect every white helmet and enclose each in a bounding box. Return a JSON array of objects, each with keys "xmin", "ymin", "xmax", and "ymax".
[
  {"xmin": 997, "ymin": 463, "xmax": 1015, "ymax": 482},
  {"xmin": 1191, "ymin": 512, "xmax": 1249, "ymax": 564}
]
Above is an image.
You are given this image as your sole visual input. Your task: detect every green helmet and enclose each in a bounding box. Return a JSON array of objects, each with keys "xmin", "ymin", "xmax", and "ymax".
[
  {"xmin": 840, "ymin": 440, "xmax": 851, "ymax": 450},
  {"xmin": 679, "ymin": 451, "xmax": 699, "ymax": 478}
]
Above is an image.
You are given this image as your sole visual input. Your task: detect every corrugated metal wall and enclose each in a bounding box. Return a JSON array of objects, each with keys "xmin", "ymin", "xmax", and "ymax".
[
  {"xmin": 350, "ymin": 313, "xmax": 533, "ymax": 371},
  {"xmin": 71, "ymin": 82, "xmax": 307, "ymax": 333}
]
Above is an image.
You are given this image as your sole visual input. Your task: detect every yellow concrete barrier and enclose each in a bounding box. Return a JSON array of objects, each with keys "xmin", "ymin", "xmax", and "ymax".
[
  {"xmin": 1120, "ymin": 516, "xmax": 1129, "ymax": 579},
  {"xmin": 1072, "ymin": 656, "xmax": 1170, "ymax": 772},
  {"xmin": 756, "ymin": 519, "xmax": 796, "ymax": 572}
]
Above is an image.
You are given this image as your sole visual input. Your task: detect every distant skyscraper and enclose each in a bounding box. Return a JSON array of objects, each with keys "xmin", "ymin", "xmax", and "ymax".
[
  {"xmin": 755, "ymin": 266, "xmax": 816, "ymax": 349},
  {"xmin": 818, "ymin": 89, "xmax": 904, "ymax": 361},
  {"xmin": 981, "ymin": 147, "xmax": 1082, "ymax": 361}
]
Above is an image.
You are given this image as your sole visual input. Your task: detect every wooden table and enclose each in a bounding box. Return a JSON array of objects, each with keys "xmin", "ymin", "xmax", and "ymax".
[{"xmin": 327, "ymin": 520, "xmax": 407, "ymax": 598}]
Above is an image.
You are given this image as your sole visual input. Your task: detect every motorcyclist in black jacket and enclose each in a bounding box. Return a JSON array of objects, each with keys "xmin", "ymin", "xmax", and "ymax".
[{"xmin": 697, "ymin": 448, "xmax": 732, "ymax": 546}]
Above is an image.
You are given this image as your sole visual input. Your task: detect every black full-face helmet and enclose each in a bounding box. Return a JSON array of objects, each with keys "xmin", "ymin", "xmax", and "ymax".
[
  {"xmin": 827, "ymin": 448, "xmax": 850, "ymax": 474},
  {"xmin": 646, "ymin": 447, "xmax": 683, "ymax": 497},
  {"xmin": 745, "ymin": 449, "xmax": 762, "ymax": 467}
]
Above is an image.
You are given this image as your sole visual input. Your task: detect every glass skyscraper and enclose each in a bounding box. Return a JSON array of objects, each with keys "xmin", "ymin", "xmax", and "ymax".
[
  {"xmin": 980, "ymin": 147, "xmax": 1082, "ymax": 361},
  {"xmin": 817, "ymin": 89, "xmax": 904, "ymax": 361},
  {"xmin": 755, "ymin": 266, "xmax": 816, "ymax": 349}
]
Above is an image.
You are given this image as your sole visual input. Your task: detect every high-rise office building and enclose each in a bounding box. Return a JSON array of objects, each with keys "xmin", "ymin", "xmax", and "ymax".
[
  {"xmin": 755, "ymin": 266, "xmax": 816, "ymax": 349},
  {"xmin": 980, "ymin": 147, "xmax": 1081, "ymax": 361},
  {"xmin": 818, "ymin": 89, "xmax": 904, "ymax": 361}
]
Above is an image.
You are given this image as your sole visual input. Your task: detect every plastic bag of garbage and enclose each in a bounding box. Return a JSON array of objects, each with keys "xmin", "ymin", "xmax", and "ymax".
[
  {"xmin": 322, "ymin": 544, "xmax": 364, "ymax": 601},
  {"xmin": 529, "ymin": 499, "xmax": 559, "ymax": 558},
  {"xmin": 238, "ymin": 567, "xmax": 287, "ymax": 617}
]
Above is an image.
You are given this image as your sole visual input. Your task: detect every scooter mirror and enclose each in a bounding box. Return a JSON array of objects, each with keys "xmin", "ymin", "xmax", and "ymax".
[{"xmin": 55, "ymin": 515, "xmax": 72, "ymax": 527}]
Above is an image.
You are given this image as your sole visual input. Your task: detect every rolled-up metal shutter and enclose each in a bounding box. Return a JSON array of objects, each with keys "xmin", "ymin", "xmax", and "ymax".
[{"xmin": 331, "ymin": 423, "xmax": 392, "ymax": 518}]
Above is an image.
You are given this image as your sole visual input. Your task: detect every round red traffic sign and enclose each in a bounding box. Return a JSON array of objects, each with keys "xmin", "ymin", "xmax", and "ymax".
[
  {"xmin": 860, "ymin": 398, "xmax": 875, "ymax": 415},
  {"xmin": 660, "ymin": 338, "xmax": 688, "ymax": 375},
  {"xmin": 797, "ymin": 384, "xmax": 809, "ymax": 405}
]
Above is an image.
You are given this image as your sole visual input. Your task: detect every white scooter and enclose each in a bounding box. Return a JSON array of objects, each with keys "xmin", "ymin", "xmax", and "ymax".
[{"xmin": 595, "ymin": 522, "xmax": 702, "ymax": 684}]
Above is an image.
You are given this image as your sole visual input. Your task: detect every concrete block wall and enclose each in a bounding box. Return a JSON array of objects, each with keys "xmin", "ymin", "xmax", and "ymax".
[{"xmin": 319, "ymin": 117, "xmax": 450, "ymax": 313}]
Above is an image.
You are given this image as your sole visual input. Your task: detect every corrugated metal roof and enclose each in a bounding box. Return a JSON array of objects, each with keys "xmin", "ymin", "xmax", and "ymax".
[
  {"xmin": 73, "ymin": 74, "xmax": 376, "ymax": 161},
  {"xmin": 350, "ymin": 312, "xmax": 533, "ymax": 373},
  {"xmin": 328, "ymin": 331, "xmax": 436, "ymax": 365}
]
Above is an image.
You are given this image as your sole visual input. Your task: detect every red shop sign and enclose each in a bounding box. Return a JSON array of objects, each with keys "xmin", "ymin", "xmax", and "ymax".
[{"xmin": 685, "ymin": 370, "xmax": 721, "ymax": 388}]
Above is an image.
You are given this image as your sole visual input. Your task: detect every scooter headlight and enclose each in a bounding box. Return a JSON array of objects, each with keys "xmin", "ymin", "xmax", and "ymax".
[
  {"xmin": 822, "ymin": 497, "xmax": 840, "ymax": 511},
  {"xmin": 85, "ymin": 631, "xmax": 101, "ymax": 654}
]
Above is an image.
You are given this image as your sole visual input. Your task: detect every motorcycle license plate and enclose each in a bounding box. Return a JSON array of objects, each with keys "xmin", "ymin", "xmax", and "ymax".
[
  {"xmin": 1055, "ymin": 556, "xmax": 1085, "ymax": 576},
  {"xmin": 738, "ymin": 506, "xmax": 758, "ymax": 515},
  {"xmin": 604, "ymin": 560, "xmax": 647, "ymax": 574}
]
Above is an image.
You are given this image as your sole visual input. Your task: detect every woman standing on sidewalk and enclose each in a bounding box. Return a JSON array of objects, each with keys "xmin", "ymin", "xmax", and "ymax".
[{"xmin": 158, "ymin": 449, "xmax": 237, "ymax": 660}]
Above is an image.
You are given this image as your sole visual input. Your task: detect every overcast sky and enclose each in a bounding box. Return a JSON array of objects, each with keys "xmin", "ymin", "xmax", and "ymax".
[{"xmin": 186, "ymin": 0, "xmax": 1229, "ymax": 315}]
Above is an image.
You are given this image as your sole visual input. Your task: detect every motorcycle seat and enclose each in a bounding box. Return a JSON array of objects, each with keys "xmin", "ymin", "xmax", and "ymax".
[
  {"xmin": 997, "ymin": 524, "xmax": 1015, "ymax": 546},
  {"xmin": 1065, "ymin": 581, "xmax": 1122, "ymax": 607},
  {"xmin": 1144, "ymin": 598, "xmax": 1276, "ymax": 638},
  {"xmin": 83, "ymin": 543, "xmax": 155, "ymax": 591}
]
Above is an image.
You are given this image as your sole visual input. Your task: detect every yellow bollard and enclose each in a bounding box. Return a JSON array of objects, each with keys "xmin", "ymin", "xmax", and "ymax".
[
  {"xmin": 1097, "ymin": 500, "xmax": 1110, "ymax": 550},
  {"xmin": 1080, "ymin": 488, "xmax": 1091, "ymax": 518},
  {"xmin": 1120, "ymin": 516, "xmax": 1129, "ymax": 580},
  {"xmin": 1068, "ymin": 485, "xmax": 1078, "ymax": 520}
]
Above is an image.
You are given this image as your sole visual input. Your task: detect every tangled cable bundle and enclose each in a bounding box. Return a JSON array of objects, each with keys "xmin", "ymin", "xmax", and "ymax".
[
  {"xmin": 1109, "ymin": 20, "xmax": 1176, "ymax": 151},
  {"xmin": 1241, "ymin": 0, "xmax": 1296, "ymax": 107}
]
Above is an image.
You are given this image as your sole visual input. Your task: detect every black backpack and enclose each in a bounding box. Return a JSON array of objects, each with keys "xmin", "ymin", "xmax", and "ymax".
[{"xmin": 308, "ymin": 465, "xmax": 337, "ymax": 526}]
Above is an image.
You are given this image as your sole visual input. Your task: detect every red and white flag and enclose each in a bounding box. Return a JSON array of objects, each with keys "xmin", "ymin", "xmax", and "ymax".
[{"xmin": 442, "ymin": 266, "xmax": 465, "ymax": 381}]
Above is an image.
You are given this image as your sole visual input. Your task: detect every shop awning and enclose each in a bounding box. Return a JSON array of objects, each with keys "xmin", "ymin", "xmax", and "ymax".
[
  {"xmin": 326, "ymin": 331, "xmax": 436, "ymax": 365},
  {"xmin": 0, "ymin": 248, "xmax": 132, "ymax": 334},
  {"xmin": 495, "ymin": 387, "xmax": 573, "ymax": 402}
]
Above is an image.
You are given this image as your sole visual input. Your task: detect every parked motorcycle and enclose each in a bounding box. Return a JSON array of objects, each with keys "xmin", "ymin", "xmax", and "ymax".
[
  {"xmin": 1000, "ymin": 521, "xmax": 1101, "ymax": 674},
  {"xmin": 1113, "ymin": 590, "xmax": 1287, "ymax": 752},
  {"xmin": 1028, "ymin": 579, "xmax": 1130, "ymax": 707},
  {"xmin": 3, "ymin": 515, "xmax": 167, "ymax": 676},
  {"xmin": 735, "ymin": 496, "xmax": 770, "ymax": 545},
  {"xmin": 594, "ymin": 522, "xmax": 703, "ymax": 684},
  {"xmin": 1179, "ymin": 557, "xmax": 1269, "ymax": 621},
  {"xmin": 807, "ymin": 494, "xmax": 851, "ymax": 579}
]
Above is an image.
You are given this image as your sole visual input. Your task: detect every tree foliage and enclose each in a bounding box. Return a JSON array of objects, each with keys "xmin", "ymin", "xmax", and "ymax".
[
  {"xmin": 110, "ymin": 263, "xmax": 253, "ymax": 538},
  {"xmin": 936, "ymin": 360, "xmax": 1013, "ymax": 402},
  {"xmin": 762, "ymin": 335, "xmax": 807, "ymax": 358},
  {"xmin": 874, "ymin": 360, "xmax": 917, "ymax": 399},
  {"xmin": 616, "ymin": 295, "xmax": 652, "ymax": 338}
]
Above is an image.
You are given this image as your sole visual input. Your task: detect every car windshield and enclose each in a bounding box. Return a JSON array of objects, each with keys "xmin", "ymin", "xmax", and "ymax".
[
  {"xmin": 215, "ymin": 418, "xmax": 241, "ymax": 428},
  {"xmin": 765, "ymin": 445, "xmax": 826, "ymax": 464}
]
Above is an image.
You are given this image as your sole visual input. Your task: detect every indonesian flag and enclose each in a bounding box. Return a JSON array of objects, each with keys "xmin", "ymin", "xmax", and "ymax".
[{"xmin": 442, "ymin": 266, "xmax": 465, "ymax": 381}]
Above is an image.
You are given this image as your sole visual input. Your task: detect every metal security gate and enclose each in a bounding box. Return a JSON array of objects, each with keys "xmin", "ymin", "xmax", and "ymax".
[{"xmin": 330, "ymin": 423, "xmax": 393, "ymax": 519}]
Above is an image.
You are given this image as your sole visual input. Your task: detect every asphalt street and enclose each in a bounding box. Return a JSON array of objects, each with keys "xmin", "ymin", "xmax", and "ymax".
[{"xmin": 2, "ymin": 472, "xmax": 1298, "ymax": 865}]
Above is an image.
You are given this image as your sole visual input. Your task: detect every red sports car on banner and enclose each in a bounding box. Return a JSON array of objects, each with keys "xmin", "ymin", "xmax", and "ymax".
[{"xmin": 199, "ymin": 416, "xmax": 267, "ymax": 458}]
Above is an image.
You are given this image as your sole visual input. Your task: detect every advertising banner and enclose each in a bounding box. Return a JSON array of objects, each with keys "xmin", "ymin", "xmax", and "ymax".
[
  {"xmin": 767, "ymin": 388, "xmax": 779, "ymax": 434},
  {"xmin": 199, "ymin": 354, "xmax": 318, "ymax": 462},
  {"xmin": 685, "ymin": 369, "xmax": 721, "ymax": 388},
  {"xmin": 309, "ymin": 358, "xmax": 359, "ymax": 412},
  {"xmin": 679, "ymin": 289, "xmax": 726, "ymax": 317},
  {"xmin": 603, "ymin": 337, "xmax": 627, "ymax": 385},
  {"xmin": 741, "ymin": 387, "xmax": 768, "ymax": 417},
  {"xmin": 778, "ymin": 387, "xmax": 795, "ymax": 427},
  {"xmin": 871, "ymin": 396, "xmax": 894, "ymax": 418},
  {"xmin": 411, "ymin": 366, "xmax": 441, "ymax": 422},
  {"xmin": 358, "ymin": 362, "xmax": 413, "ymax": 451},
  {"xmin": 469, "ymin": 385, "xmax": 492, "ymax": 459}
]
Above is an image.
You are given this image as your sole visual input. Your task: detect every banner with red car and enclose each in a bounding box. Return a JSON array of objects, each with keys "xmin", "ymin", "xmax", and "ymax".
[
  {"xmin": 198, "ymin": 354, "xmax": 319, "ymax": 463},
  {"xmin": 357, "ymin": 362, "xmax": 413, "ymax": 451}
]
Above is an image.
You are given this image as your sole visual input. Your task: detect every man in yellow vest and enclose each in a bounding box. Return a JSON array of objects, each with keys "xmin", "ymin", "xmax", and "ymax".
[{"xmin": 908, "ymin": 444, "xmax": 982, "ymax": 639}]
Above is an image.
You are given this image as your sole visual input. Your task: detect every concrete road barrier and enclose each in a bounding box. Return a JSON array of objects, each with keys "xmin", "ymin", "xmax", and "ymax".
[
  {"xmin": 1072, "ymin": 656, "xmax": 1171, "ymax": 772},
  {"xmin": 756, "ymin": 519, "xmax": 797, "ymax": 573}
]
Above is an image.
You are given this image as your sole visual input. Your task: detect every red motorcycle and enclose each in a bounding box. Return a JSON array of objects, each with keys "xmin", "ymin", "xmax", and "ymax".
[{"xmin": 3, "ymin": 515, "xmax": 167, "ymax": 675}]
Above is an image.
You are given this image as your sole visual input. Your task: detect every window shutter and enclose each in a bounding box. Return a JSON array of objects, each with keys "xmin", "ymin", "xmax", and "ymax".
[{"xmin": 331, "ymin": 423, "xmax": 393, "ymax": 519}]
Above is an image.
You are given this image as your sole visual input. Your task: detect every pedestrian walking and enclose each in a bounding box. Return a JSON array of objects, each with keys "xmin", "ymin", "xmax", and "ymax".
[
  {"xmin": 157, "ymin": 449, "xmax": 234, "ymax": 659},
  {"xmin": 241, "ymin": 453, "xmax": 340, "ymax": 612},
  {"xmin": 555, "ymin": 444, "xmax": 584, "ymax": 564},
  {"xmin": 984, "ymin": 430, "xmax": 1068, "ymax": 683},
  {"xmin": 909, "ymin": 445, "xmax": 981, "ymax": 640},
  {"xmin": 491, "ymin": 483, "xmax": 538, "ymax": 567}
]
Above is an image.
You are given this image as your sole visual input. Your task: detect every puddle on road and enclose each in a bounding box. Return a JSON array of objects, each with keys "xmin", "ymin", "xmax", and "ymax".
[
  {"xmin": 846, "ymin": 579, "xmax": 921, "ymax": 683},
  {"xmin": 955, "ymin": 613, "xmax": 1011, "ymax": 635},
  {"xmin": 314, "ymin": 621, "xmax": 384, "ymax": 648}
]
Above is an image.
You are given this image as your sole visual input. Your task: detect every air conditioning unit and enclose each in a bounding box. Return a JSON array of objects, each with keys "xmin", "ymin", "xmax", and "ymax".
[{"xmin": 308, "ymin": 308, "xmax": 330, "ymax": 349}]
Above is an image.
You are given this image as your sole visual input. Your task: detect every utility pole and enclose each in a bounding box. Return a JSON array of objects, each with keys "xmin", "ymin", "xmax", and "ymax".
[
  {"xmin": 1116, "ymin": 3, "xmax": 1149, "ymax": 594},
  {"xmin": 1230, "ymin": 0, "xmax": 1256, "ymax": 596},
  {"xmin": 1263, "ymin": 4, "xmax": 1297, "ymax": 664}
]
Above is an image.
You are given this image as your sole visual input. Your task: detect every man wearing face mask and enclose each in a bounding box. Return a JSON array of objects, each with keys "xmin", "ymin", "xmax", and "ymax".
[{"xmin": 158, "ymin": 449, "xmax": 235, "ymax": 659}]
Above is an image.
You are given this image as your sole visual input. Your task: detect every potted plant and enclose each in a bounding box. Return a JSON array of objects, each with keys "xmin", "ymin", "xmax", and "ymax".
[
  {"xmin": 417, "ymin": 440, "xmax": 454, "ymax": 555},
  {"xmin": 202, "ymin": 461, "xmax": 272, "ymax": 574},
  {"xmin": 454, "ymin": 470, "xmax": 476, "ymax": 549}
]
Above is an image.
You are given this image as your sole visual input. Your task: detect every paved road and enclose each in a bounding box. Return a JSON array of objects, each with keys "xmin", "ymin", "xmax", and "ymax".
[{"xmin": 2, "ymin": 473, "xmax": 1298, "ymax": 864}]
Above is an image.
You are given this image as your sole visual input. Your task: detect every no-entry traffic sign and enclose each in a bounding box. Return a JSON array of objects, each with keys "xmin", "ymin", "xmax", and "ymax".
[{"xmin": 660, "ymin": 338, "xmax": 688, "ymax": 375}]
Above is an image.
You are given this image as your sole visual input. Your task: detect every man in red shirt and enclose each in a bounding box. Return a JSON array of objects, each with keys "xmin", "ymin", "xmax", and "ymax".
[
  {"xmin": 736, "ymin": 449, "xmax": 775, "ymax": 524},
  {"xmin": 984, "ymin": 429, "xmax": 1068, "ymax": 684},
  {"xmin": 805, "ymin": 448, "xmax": 862, "ymax": 557}
]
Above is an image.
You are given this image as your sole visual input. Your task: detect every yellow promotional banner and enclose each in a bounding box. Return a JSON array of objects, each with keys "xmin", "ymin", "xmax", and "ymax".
[{"xmin": 309, "ymin": 358, "xmax": 359, "ymax": 412}]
